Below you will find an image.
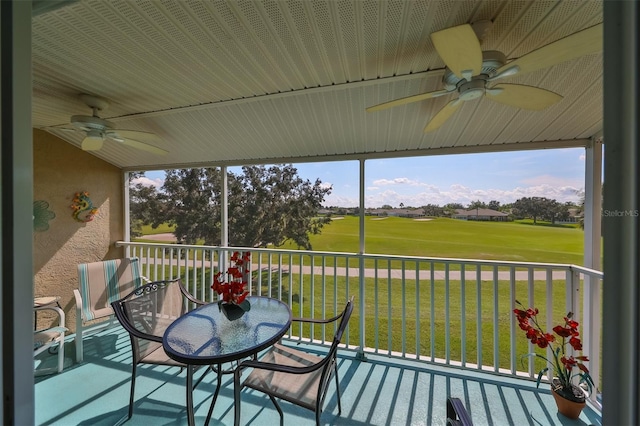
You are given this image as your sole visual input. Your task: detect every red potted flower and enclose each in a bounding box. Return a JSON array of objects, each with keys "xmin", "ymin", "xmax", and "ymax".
[
  {"xmin": 513, "ymin": 300, "xmax": 594, "ymax": 419},
  {"xmin": 212, "ymin": 251, "xmax": 251, "ymax": 320}
]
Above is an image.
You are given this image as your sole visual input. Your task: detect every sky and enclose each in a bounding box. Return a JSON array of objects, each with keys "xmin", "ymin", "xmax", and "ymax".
[{"xmin": 134, "ymin": 147, "xmax": 589, "ymax": 208}]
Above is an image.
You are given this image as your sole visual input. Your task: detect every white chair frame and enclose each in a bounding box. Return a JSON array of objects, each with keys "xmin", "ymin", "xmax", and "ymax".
[{"xmin": 34, "ymin": 304, "xmax": 67, "ymax": 375}]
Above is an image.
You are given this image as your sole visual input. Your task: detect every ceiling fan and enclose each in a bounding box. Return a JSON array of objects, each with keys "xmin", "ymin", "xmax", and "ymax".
[
  {"xmin": 366, "ymin": 22, "xmax": 603, "ymax": 133},
  {"xmin": 60, "ymin": 94, "xmax": 168, "ymax": 155}
]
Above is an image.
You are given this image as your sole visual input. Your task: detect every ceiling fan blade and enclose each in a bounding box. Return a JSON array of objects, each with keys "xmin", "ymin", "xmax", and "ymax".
[
  {"xmin": 495, "ymin": 23, "xmax": 602, "ymax": 78},
  {"xmin": 109, "ymin": 129, "xmax": 162, "ymax": 143},
  {"xmin": 430, "ymin": 24, "xmax": 483, "ymax": 79},
  {"xmin": 486, "ymin": 84, "xmax": 562, "ymax": 110},
  {"xmin": 54, "ymin": 126, "xmax": 77, "ymax": 133},
  {"xmin": 81, "ymin": 135, "xmax": 104, "ymax": 151},
  {"xmin": 424, "ymin": 99, "xmax": 462, "ymax": 133},
  {"xmin": 112, "ymin": 136, "xmax": 168, "ymax": 155},
  {"xmin": 366, "ymin": 89, "xmax": 450, "ymax": 112}
]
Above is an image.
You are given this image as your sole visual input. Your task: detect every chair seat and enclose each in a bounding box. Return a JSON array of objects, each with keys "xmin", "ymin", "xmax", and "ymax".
[
  {"xmin": 140, "ymin": 345, "xmax": 186, "ymax": 366},
  {"xmin": 242, "ymin": 343, "xmax": 326, "ymax": 411}
]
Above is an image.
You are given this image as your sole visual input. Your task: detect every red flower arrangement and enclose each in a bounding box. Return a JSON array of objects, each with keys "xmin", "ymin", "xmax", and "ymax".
[
  {"xmin": 212, "ymin": 251, "xmax": 251, "ymax": 314},
  {"xmin": 514, "ymin": 300, "xmax": 593, "ymax": 401}
]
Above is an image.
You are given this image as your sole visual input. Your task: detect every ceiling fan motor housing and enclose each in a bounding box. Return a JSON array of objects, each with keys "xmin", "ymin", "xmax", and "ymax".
[
  {"xmin": 458, "ymin": 79, "xmax": 486, "ymax": 100},
  {"xmin": 70, "ymin": 115, "xmax": 115, "ymax": 133},
  {"xmin": 443, "ymin": 50, "xmax": 507, "ymax": 90}
]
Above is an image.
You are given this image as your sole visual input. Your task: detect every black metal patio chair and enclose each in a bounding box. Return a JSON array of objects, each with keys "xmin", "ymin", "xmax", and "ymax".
[
  {"xmin": 234, "ymin": 296, "xmax": 355, "ymax": 426},
  {"xmin": 111, "ymin": 278, "xmax": 214, "ymax": 422}
]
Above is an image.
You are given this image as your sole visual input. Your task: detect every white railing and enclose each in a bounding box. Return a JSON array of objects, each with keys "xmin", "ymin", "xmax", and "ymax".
[{"xmin": 116, "ymin": 241, "xmax": 603, "ymax": 404}]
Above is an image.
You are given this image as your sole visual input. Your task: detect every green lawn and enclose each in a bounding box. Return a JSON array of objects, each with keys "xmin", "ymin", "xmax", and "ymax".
[
  {"xmin": 140, "ymin": 216, "xmax": 588, "ymax": 264},
  {"xmin": 139, "ymin": 223, "xmax": 175, "ymax": 235},
  {"xmin": 292, "ymin": 216, "xmax": 586, "ymax": 265}
]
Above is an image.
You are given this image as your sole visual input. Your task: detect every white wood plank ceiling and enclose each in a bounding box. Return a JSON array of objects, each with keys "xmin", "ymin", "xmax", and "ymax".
[{"xmin": 32, "ymin": 0, "xmax": 602, "ymax": 171}]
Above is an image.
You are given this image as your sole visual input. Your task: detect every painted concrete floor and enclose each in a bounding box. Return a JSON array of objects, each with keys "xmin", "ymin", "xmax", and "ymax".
[{"xmin": 35, "ymin": 327, "xmax": 601, "ymax": 426}]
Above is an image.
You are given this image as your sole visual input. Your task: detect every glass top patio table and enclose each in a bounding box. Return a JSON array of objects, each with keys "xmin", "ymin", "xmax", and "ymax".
[
  {"xmin": 163, "ymin": 296, "xmax": 292, "ymax": 365},
  {"xmin": 162, "ymin": 296, "xmax": 291, "ymax": 426}
]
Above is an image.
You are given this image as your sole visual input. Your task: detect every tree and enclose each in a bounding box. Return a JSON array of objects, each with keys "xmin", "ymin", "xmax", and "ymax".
[
  {"xmin": 468, "ymin": 200, "xmax": 487, "ymax": 210},
  {"xmin": 544, "ymin": 200, "xmax": 571, "ymax": 224},
  {"xmin": 422, "ymin": 204, "xmax": 444, "ymax": 217},
  {"xmin": 488, "ymin": 200, "xmax": 501, "ymax": 211},
  {"xmin": 229, "ymin": 165, "xmax": 332, "ymax": 248},
  {"xmin": 577, "ymin": 191, "xmax": 585, "ymax": 229},
  {"xmin": 129, "ymin": 172, "xmax": 160, "ymax": 239},
  {"xmin": 151, "ymin": 165, "xmax": 332, "ymax": 249},
  {"xmin": 443, "ymin": 202, "xmax": 464, "ymax": 216},
  {"xmin": 513, "ymin": 197, "xmax": 543, "ymax": 224},
  {"xmin": 154, "ymin": 168, "xmax": 221, "ymax": 245},
  {"xmin": 512, "ymin": 197, "xmax": 565, "ymax": 224}
]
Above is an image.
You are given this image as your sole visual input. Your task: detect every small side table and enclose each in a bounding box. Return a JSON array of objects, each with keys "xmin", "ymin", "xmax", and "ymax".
[
  {"xmin": 34, "ymin": 296, "xmax": 62, "ymax": 329},
  {"xmin": 34, "ymin": 296, "xmax": 61, "ymax": 308},
  {"xmin": 33, "ymin": 296, "xmax": 67, "ymax": 375}
]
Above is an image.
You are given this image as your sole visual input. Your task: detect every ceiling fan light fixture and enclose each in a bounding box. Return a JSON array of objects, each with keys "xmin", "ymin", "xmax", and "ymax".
[{"xmin": 81, "ymin": 129, "xmax": 104, "ymax": 151}]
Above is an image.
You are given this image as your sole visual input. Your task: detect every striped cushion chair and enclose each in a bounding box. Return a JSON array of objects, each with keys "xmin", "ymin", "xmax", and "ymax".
[{"xmin": 74, "ymin": 258, "xmax": 146, "ymax": 363}]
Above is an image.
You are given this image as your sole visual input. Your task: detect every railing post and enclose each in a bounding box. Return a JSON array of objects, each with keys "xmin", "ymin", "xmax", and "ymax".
[
  {"xmin": 356, "ymin": 158, "xmax": 367, "ymax": 361},
  {"xmin": 580, "ymin": 268, "xmax": 602, "ymax": 405},
  {"xmin": 356, "ymin": 254, "xmax": 366, "ymax": 360},
  {"xmin": 565, "ymin": 269, "xmax": 580, "ymax": 318}
]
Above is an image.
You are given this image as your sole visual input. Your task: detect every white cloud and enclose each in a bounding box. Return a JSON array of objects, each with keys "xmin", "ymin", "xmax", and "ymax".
[
  {"xmin": 372, "ymin": 177, "xmax": 423, "ymax": 186},
  {"xmin": 131, "ymin": 176, "xmax": 163, "ymax": 188},
  {"xmin": 324, "ymin": 195, "xmax": 359, "ymax": 207},
  {"xmin": 324, "ymin": 182, "xmax": 584, "ymax": 208}
]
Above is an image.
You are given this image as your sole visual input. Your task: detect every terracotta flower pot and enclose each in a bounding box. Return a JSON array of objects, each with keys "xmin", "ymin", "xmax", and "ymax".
[{"xmin": 551, "ymin": 381, "xmax": 586, "ymax": 419}]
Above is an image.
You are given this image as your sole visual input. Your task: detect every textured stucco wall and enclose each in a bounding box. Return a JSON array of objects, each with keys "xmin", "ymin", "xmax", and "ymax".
[{"xmin": 33, "ymin": 129, "xmax": 124, "ymax": 332}]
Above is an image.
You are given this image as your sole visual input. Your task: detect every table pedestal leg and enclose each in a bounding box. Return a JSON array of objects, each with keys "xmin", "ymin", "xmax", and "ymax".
[
  {"xmin": 234, "ymin": 368, "xmax": 242, "ymax": 426},
  {"xmin": 186, "ymin": 364, "xmax": 195, "ymax": 426},
  {"xmin": 204, "ymin": 364, "xmax": 222, "ymax": 426}
]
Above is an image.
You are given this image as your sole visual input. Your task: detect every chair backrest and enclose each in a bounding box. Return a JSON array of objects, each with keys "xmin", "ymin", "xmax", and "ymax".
[
  {"xmin": 315, "ymin": 296, "xmax": 354, "ymax": 406},
  {"xmin": 333, "ymin": 296, "xmax": 355, "ymax": 345},
  {"xmin": 77, "ymin": 258, "xmax": 143, "ymax": 321},
  {"xmin": 111, "ymin": 279, "xmax": 187, "ymax": 361}
]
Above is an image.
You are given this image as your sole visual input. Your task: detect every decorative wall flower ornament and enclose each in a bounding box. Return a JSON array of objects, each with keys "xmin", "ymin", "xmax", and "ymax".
[
  {"xmin": 70, "ymin": 191, "xmax": 98, "ymax": 222},
  {"xmin": 33, "ymin": 200, "xmax": 56, "ymax": 232}
]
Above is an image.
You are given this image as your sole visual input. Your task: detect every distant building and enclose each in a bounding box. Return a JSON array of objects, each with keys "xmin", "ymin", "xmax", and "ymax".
[
  {"xmin": 558, "ymin": 207, "xmax": 582, "ymax": 223},
  {"xmin": 364, "ymin": 208, "xmax": 425, "ymax": 218},
  {"xmin": 452, "ymin": 208, "xmax": 509, "ymax": 221},
  {"xmin": 366, "ymin": 208, "xmax": 388, "ymax": 216},
  {"xmin": 392, "ymin": 208, "xmax": 425, "ymax": 218}
]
